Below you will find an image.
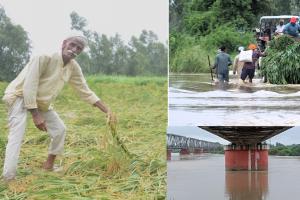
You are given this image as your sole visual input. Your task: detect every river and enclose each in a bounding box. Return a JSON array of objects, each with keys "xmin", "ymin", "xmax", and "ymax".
[
  {"xmin": 167, "ymin": 154, "xmax": 300, "ymax": 200},
  {"xmin": 169, "ymin": 74, "xmax": 300, "ymax": 126}
]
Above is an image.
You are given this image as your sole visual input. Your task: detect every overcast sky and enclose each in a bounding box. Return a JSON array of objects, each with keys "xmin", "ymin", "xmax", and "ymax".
[
  {"xmin": 0, "ymin": 0, "xmax": 168, "ymax": 55},
  {"xmin": 167, "ymin": 126, "xmax": 300, "ymax": 145}
]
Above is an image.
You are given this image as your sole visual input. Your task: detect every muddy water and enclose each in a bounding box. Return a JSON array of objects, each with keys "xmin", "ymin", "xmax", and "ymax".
[
  {"xmin": 167, "ymin": 154, "xmax": 300, "ymax": 200},
  {"xmin": 169, "ymin": 74, "xmax": 300, "ymax": 126}
]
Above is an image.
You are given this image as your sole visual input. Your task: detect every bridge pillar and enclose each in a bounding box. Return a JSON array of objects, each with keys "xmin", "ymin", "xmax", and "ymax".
[
  {"xmin": 224, "ymin": 144, "xmax": 269, "ymax": 171},
  {"xmin": 167, "ymin": 149, "xmax": 172, "ymax": 160},
  {"xmin": 180, "ymin": 148, "xmax": 190, "ymax": 155}
]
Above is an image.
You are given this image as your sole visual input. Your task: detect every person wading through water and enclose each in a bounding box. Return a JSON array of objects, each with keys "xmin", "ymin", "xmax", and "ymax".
[
  {"xmin": 2, "ymin": 35, "xmax": 116, "ymax": 181},
  {"xmin": 240, "ymin": 44, "xmax": 265, "ymax": 84},
  {"xmin": 213, "ymin": 46, "xmax": 232, "ymax": 89},
  {"xmin": 233, "ymin": 46, "xmax": 245, "ymax": 78}
]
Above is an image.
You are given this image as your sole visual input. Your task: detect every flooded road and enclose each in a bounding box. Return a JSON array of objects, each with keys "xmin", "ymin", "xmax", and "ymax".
[
  {"xmin": 167, "ymin": 154, "xmax": 300, "ymax": 200},
  {"xmin": 169, "ymin": 74, "xmax": 300, "ymax": 126}
]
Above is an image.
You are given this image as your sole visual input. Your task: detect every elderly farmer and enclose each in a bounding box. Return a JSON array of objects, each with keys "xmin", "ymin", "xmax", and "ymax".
[{"xmin": 2, "ymin": 35, "xmax": 116, "ymax": 181}]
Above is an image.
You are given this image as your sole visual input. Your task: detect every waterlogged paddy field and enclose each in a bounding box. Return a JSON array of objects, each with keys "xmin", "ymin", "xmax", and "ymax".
[{"xmin": 0, "ymin": 76, "xmax": 167, "ymax": 200}]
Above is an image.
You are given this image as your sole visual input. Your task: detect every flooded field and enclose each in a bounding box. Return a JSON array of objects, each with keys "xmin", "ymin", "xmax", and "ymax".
[
  {"xmin": 169, "ymin": 74, "xmax": 300, "ymax": 126},
  {"xmin": 167, "ymin": 154, "xmax": 300, "ymax": 200}
]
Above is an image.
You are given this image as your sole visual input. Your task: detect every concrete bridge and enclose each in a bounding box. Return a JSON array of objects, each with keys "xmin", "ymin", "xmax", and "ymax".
[
  {"xmin": 167, "ymin": 133, "xmax": 223, "ymax": 159},
  {"xmin": 200, "ymin": 126, "xmax": 292, "ymax": 171}
]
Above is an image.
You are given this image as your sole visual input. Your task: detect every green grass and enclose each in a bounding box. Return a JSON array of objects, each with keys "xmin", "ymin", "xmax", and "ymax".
[{"xmin": 0, "ymin": 75, "xmax": 167, "ymax": 199}]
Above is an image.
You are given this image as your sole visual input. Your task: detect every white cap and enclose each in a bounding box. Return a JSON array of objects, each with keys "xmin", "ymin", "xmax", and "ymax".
[{"xmin": 65, "ymin": 30, "xmax": 88, "ymax": 47}]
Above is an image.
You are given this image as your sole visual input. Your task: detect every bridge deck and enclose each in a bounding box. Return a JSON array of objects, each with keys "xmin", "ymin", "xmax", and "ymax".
[{"xmin": 200, "ymin": 126, "xmax": 292, "ymax": 145}]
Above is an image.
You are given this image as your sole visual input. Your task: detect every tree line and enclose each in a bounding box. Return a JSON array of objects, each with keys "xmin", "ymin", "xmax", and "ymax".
[
  {"xmin": 0, "ymin": 8, "xmax": 168, "ymax": 82},
  {"xmin": 269, "ymin": 143, "xmax": 300, "ymax": 156},
  {"xmin": 205, "ymin": 142, "xmax": 300, "ymax": 156},
  {"xmin": 169, "ymin": 0, "xmax": 300, "ymax": 73},
  {"xmin": 0, "ymin": 7, "xmax": 31, "ymax": 82}
]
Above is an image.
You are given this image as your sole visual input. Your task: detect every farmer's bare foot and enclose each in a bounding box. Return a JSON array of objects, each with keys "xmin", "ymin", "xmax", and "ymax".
[
  {"xmin": 42, "ymin": 154, "xmax": 56, "ymax": 170},
  {"xmin": 43, "ymin": 162, "xmax": 54, "ymax": 170}
]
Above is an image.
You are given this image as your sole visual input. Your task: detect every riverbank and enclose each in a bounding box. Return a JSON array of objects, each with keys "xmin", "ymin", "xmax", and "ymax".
[{"xmin": 0, "ymin": 75, "xmax": 167, "ymax": 199}]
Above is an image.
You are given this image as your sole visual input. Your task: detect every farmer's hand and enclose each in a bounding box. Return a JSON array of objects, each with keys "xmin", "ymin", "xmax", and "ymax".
[
  {"xmin": 30, "ymin": 109, "xmax": 47, "ymax": 132},
  {"xmin": 93, "ymin": 101, "xmax": 117, "ymax": 126},
  {"xmin": 106, "ymin": 111, "xmax": 117, "ymax": 126}
]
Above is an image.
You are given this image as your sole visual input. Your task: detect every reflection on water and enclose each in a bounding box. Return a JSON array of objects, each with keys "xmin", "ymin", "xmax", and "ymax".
[
  {"xmin": 167, "ymin": 154, "xmax": 300, "ymax": 200},
  {"xmin": 225, "ymin": 171, "xmax": 268, "ymax": 200},
  {"xmin": 169, "ymin": 74, "xmax": 300, "ymax": 126}
]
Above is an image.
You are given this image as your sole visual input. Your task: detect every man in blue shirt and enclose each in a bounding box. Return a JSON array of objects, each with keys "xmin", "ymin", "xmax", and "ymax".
[
  {"xmin": 283, "ymin": 17, "xmax": 300, "ymax": 37},
  {"xmin": 213, "ymin": 46, "xmax": 232, "ymax": 87}
]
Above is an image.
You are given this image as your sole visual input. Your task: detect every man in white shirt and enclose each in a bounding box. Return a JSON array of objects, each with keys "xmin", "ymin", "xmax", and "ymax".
[
  {"xmin": 2, "ymin": 35, "xmax": 116, "ymax": 181},
  {"xmin": 275, "ymin": 19, "xmax": 285, "ymax": 35}
]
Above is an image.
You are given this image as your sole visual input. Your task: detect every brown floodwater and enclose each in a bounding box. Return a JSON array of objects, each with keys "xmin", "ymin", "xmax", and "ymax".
[
  {"xmin": 169, "ymin": 74, "xmax": 300, "ymax": 126},
  {"xmin": 167, "ymin": 154, "xmax": 300, "ymax": 200}
]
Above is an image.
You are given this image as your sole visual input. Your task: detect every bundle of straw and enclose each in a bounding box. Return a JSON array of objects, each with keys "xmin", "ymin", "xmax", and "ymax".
[{"xmin": 106, "ymin": 112, "xmax": 132, "ymax": 157}]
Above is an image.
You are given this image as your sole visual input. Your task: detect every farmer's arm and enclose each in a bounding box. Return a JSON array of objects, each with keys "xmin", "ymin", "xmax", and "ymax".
[
  {"xmin": 69, "ymin": 63, "xmax": 114, "ymax": 117},
  {"xmin": 23, "ymin": 56, "xmax": 48, "ymax": 131}
]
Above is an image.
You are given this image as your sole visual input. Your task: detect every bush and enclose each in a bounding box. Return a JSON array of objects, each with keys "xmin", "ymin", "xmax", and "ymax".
[
  {"xmin": 183, "ymin": 11, "xmax": 217, "ymax": 36},
  {"xmin": 201, "ymin": 25, "xmax": 254, "ymax": 53},
  {"xmin": 261, "ymin": 36, "xmax": 300, "ymax": 84},
  {"xmin": 170, "ymin": 44, "xmax": 213, "ymax": 73},
  {"xmin": 170, "ymin": 33, "xmax": 214, "ymax": 73},
  {"xmin": 169, "ymin": 25, "xmax": 255, "ymax": 73}
]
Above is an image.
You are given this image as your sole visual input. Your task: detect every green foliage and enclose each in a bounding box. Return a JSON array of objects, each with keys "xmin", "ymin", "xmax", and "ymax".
[
  {"xmin": 169, "ymin": 0, "xmax": 189, "ymax": 32},
  {"xmin": 70, "ymin": 11, "xmax": 88, "ymax": 31},
  {"xmin": 70, "ymin": 12, "xmax": 168, "ymax": 76},
  {"xmin": 0, "ymin": 7, "xmax": 31, "ymax": 82},
  {"xmin": 169, "ymin": 33, "xmax": 195, "ymax": 58},
  {"xmin": 183, "ymin": 11, "xmax": 217, "ymax": 36},
  {"xmin": 170, "ymin": 33, "xmax": 213, "ymax": 73},
  {"xmin": 0, "ymin": 76, "xmax": 167, "ymax": 199},
  {"xmin": 169, "ymin": 25, "xmax": 255, "ymax": 73},
  {"xmin": 169, "ymin": 0, "xmax": 270, "ymax": 73},
  {"xmin": 261, "ymin": 36, "xmax": 300, "ymax": 84},
  {"xmin": 171, "ymin": 44, "xmax": 212, "ymax": 73},
  {"xmin": 268, "ymin": 35, "xmax": 295, "ymax": 51},
  {"xmin": 269, "ymin": 143, "xmax": 300, "ymax": 156},
  {"xmin": 201, "ymin": 25, "xmax": 255, "ymax": 52},
  {"xmin": 213, "ymin": 0, "xmax": 254, "ymax": 28},
  {"xmin": 190, "ymin": 0, "xmax": 216, "ymax": 11}
]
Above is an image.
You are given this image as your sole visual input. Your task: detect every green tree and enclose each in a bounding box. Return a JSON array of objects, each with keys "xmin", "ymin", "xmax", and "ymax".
[
  {"xmin": 127, "ymin": 36, "xmax": 148, "ymax": 76},
  {"xmin": 70, "ymin": 11, "xmax": 88, "ymax": 31},
  {"xmin": 169, "ymin": 0, "xmax": 188, "ymax": 32},
  {"xmin": 267, "ymin": 0, "xmax": 290, "ymax": 15},
  {"xmin": 111, "ymin": 34, "xmax": 129, "ymax": 74},
  {"xmin": 70, "ymin": 12, "xmax": 167, "ymax": 76},
  {"xmin": 0, "ymin": 7, "xmax": 31, "ymax": 81},
  {"xmin": 76, "ymin": 51, "xmax": 91, "ymax": 74}
]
